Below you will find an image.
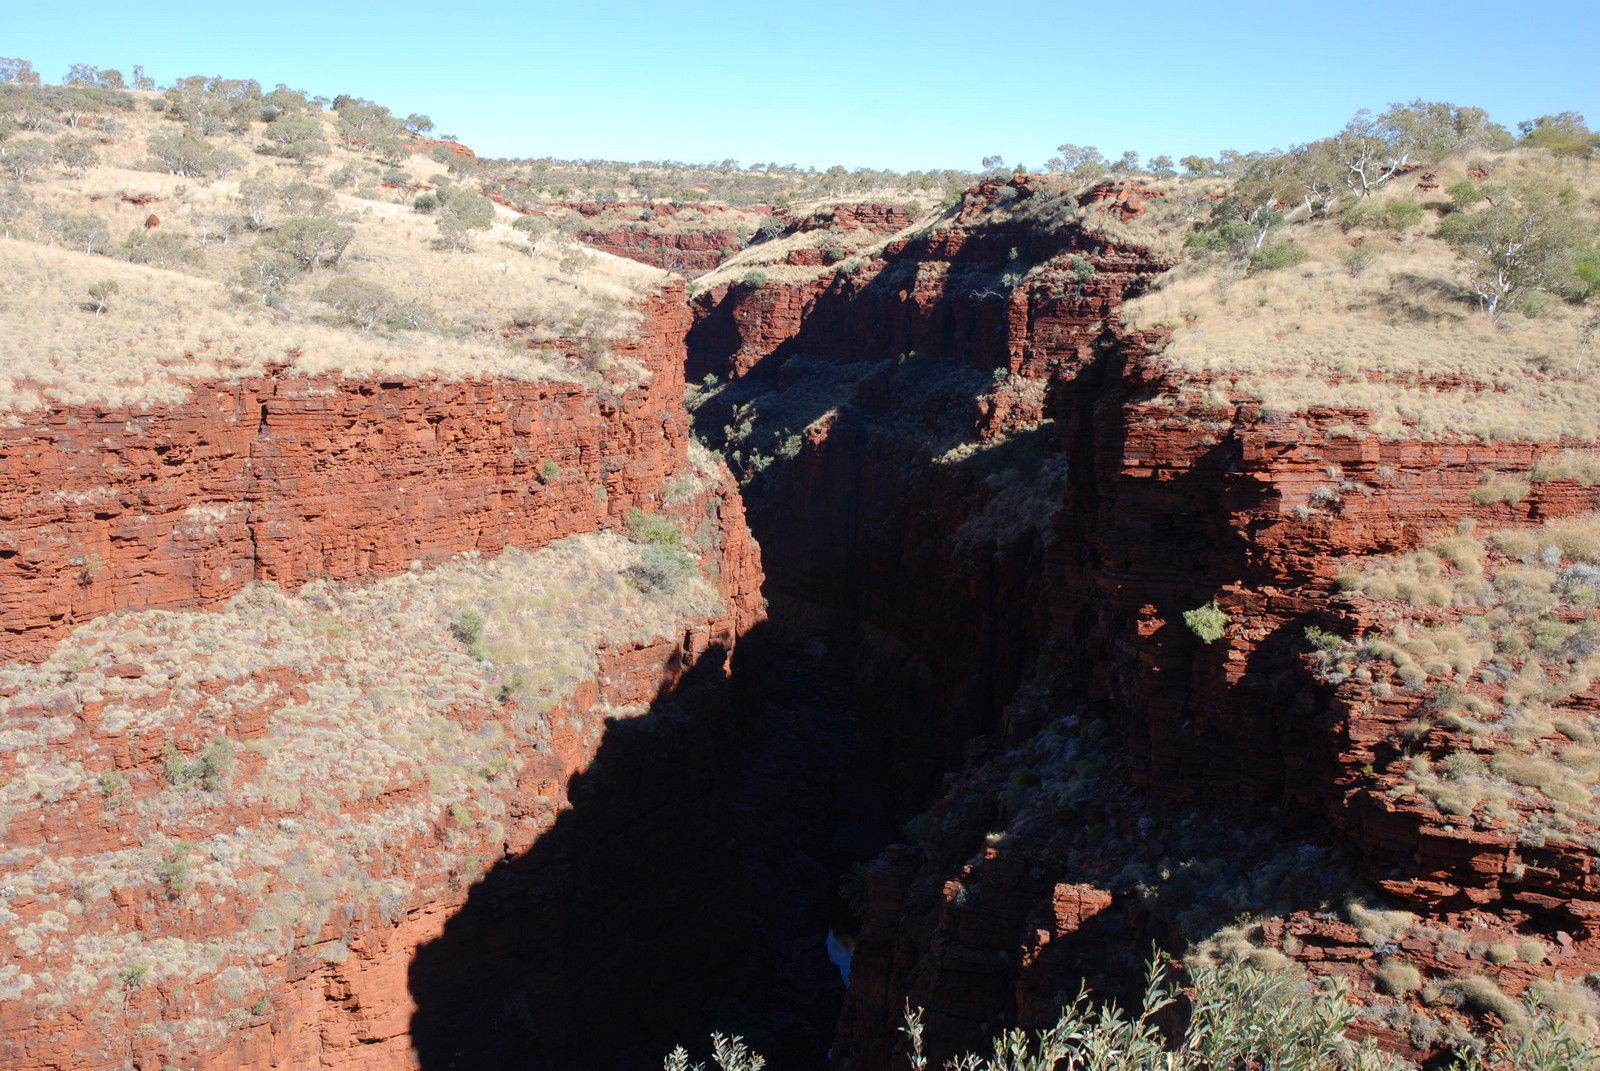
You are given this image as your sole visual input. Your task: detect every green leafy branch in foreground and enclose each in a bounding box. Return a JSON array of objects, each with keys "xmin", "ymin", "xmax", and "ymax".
[{"xmin": 670, "ymin": 954, "xmax": 1600, "ymax": 1071}]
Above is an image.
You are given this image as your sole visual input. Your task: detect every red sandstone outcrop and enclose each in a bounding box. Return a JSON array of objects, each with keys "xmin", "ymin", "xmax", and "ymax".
[
  {"xmin": 490, "ymin": 200, "xmax": 768, "ymax": 275},
  {"xmin": 0, "ymin": 286, "xmax": 700, "ymax": 661},
  {"xmin": 683, "ymin": 174, "xmax": 1600, "ymax": 1066},
  {"xmin": 0, "ymin": 277, "xmax": 764, "ymax": 1069}
]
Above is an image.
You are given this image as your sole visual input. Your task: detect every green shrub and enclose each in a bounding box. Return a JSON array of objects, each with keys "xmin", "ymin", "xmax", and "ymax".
[
  {"xmin": 1445, "ymin": 180, "xmax": 1483, "ymax": 213},
  {"xmin": 1386, "ymin": 201, "xmax": 1424, "ymax": 229},
  {"xmin": 673, "ymin": 955, "xmax": 1415, "ymax": 1071},
  {"xmin": 739, "ymin": 269, "xmax": 768, "ymax": 289},
  {"xmin": 412, "ymin": 192, "xmax": 439, "ymax": 213},
  {"xmin": 117, "ymin": 227, "xmax": 199, "ymax": 269},
  {"xmin": 161, "ymin": 738, "xmax": 232, "ymax": 791},
  {"xmin": 539, "ymin": 459, "xmax": 560, "ymax": 483},
  {"xmin": 264, "ymin": 215, "xmax": 354, "ymax": 270},
  {"xmin": 1248, "ymin": 240, "xmax": 1309, "ymax": 274},
  {"xmin": 96, "ymin": 770, "xmax": 130, "ymax": 807},
  {"xmin": 451, "ymin": 609, "xmax": 487, "ymax": 660},
  {"xmin": 313, "ymin": 276, "xmax": 421, "ymax": 332},
  {"xmin": 156, "ymin": 844, "xmax": 194, "ymax": 897},
  {"xmin": 1184, "ymin": 218, "xmax": 1256, "ymax": 257},
  {"xmin": 84, "ymin": 279, "xmax": 118, "ymax": 315},
  {"xmin": 1184, "ymin": 600, "xmax": 1231, "ymax": 644},
  {"xmin": 626, "ymin": 543, "xmax": 697, "ymax": 594},
  {"xmin": 1343, "ymin": 199, "xmax": 1424, "ymax": 232},
  {"xmin": 623, "ymin": 507, "xmax": 682, "ymax": 547},
  {"xmin": 1002, "ymin": 767, "xmax": 1041, "ymax": 809},
  {"xmin": 1339, "ymin": 245, "xmax": 1381, "ymax": 277},
  {"xmin": 435, "ymin": 189, "xmax": 494, "ymax": 250},
  {"xmin": 146, "ymin": 132, "xmax": 241, "ymax": 179}
]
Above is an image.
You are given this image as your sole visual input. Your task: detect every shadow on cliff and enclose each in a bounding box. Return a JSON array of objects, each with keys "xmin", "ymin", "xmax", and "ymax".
[
  {"xmin": 686, "ymin": 199, "xmax": 1112, "ymax": 385},
  {"xmin": 408, "ymin": 622, "xmax": 910, "ymax": 1071}
]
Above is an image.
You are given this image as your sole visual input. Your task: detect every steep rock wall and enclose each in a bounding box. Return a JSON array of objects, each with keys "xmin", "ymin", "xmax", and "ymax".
[
  {"xmin": 0, "ymin": 286, "xmax": 693, "ymax": 660},
  {"xmin": 688, "ymin": 178, "xmax": 1170, "ymax": 796},
  {"xmin": 0, "ymin": 276, "xmax": 768, "ymax": 1070},
  {"xmin": 0, "ymin": 511, "xmax": 762, "ymax": 1071},
  {"xmin": 688, "ymin": 175, "xmax": 1600, "ymax": 1066}
]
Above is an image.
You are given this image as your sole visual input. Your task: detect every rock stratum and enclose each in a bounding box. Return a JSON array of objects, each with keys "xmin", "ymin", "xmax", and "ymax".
[
  {"xmin": 687, "ymin": 175, "xmax": 1600, "ymax": 1067},
  {"xmin": 5, "ymin": 166, "xmax": 1600, "ymax": 1071},
  {"xmin": 0, "ymin": 280, "xmax": 764, "ymax": 1070}
]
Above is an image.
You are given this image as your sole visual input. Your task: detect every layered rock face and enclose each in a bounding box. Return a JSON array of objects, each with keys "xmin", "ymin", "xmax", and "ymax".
[
  {"xmin": 0, "ymin": 286, "xmax": 695, "ymax": 661},
  {"xmin": 689, "ymin": 175, "xmax": 1600, "ymax": 1067},
  {"xmin": 688, "ymin": 176, "xmax": 1171, "ymax": 808},
  {"xmin": 0, "ymin": 281, "xmax": 765, "ymax": 1071},
  {"xmin": 492, "ymin": 201, "xmax": 769, "ymax": 275}
]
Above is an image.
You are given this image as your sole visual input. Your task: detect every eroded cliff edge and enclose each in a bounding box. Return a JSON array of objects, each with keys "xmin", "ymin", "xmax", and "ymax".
[
  {"xmin": 686, "ymin": 176, "xmax": 1600, "ymax": 1068},
  {"xmin": 0, "ymin": 280, "xmax": 765, "ymax": 1071}
]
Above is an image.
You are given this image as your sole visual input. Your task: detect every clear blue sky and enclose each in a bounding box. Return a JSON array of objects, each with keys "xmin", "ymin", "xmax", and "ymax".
[{"xmin": 6, "ymin": 0, "xmax": 1597, "ymax": 171}]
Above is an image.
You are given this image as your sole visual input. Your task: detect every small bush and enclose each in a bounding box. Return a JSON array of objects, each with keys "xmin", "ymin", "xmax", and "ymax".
[
  {"xmin": 626, "ymin": 543, "xmax": 697, "ymax": 594},
  {"xmin": 84, "ymin": 279, "xmax": 118, "ymax": 315},
  {"xmin": 1184, "ymin": 219, "xmax": 1256, "ymax": 257},
  {"xmin": 96, "ymin": 770, "xmax": 130, "ymax": 807},
  {"xmin": 118, "ymin": 228, "xmax": 199, "ymax": 269},
  {"xmin": 1183, "ymin": 599, "xmax": 1231, "ymax": 644},
  {"xmin": 162, "ymin": 738, "xmax": 232, "ymax": 791},
  {"xmin": 451, "ymin": 609, "xmax": 487, "ymax": 660},
  {"xmin": 539, "ymin": 459, "xmax": 560, "ymax": 484},
  {"xmin": 313, "ymin": 276, "xmax": 422, "ymax": 332},
  {"xmin": 156, "ymin": 843, "xmax": 194, "ymax": 898},
  {"xmin": 1470, "ymin": 474, "xmax": 1531, "ymax": 506},
  {"xmin": 1339, "ymin": 245, "xmax": 1381, "ymax": 277},
  {"xmin": 1247, "ymin": 241, "xmax": 1309, "ymax": 274},
  {"xmin": 413, "ymin": 192, "xmax": 439, "ymax": 213},
  {"xmin": 1343, "ymin": 199, "xmax": 1424, "ymax": 232},
  {"xmin": 739, "ymin": 269, "xmax": 768, "ymax": 289},
  {"xmin": 1376, "ymin": 959, "xmax": 1423, "ymax": 996},
  {"xmin": 623, "ymin": 507, "xmax": 682, "ymax": 547},
  {"xmin": 1446, "ymin": 180, "xmax": 1483, "ymax": 213}
]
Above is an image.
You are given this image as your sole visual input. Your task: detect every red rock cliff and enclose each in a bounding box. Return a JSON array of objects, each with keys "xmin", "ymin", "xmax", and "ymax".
[
  {"xmin": 687, "ymin": 175, "xmax": 1600, "ymax": 1067},
  {"xmin": 0, "ymin": 278, "xmax": 765, "ymax": 1070},
  {"xmin": 0, "ymin": 285, "xmax": 701, "ymax": 661}
]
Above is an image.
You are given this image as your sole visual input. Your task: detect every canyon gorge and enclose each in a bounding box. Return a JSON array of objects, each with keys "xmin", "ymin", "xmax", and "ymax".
[{"xmin": 5, "ymin": 140, "xmax": 1600, "ymax": 1071}]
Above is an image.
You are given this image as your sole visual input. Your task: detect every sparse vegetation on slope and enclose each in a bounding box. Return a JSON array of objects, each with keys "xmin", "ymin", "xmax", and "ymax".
[
  {"xmin": 0, "ymin": 529, "xmax": 721, "ymax": 1042},
  {"xmin": 675, "ymin": 953, "xmax": 1600, "ymax": 1070},
  {"xmin": 0, "ymin": 66, "xmax": 663, "ymax": 415}
]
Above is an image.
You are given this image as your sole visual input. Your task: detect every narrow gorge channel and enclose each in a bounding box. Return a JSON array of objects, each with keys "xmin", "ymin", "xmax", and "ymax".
[
  {"xmin": 406, "ymin": 179, "xmax": 1148, "ymax": 1069},
  {"xmin": 411, "ymin": 176, "xmax": 1600, "ymax": 1070},
  {"xmin": 12, "ymin": 164, "xmax": 1600, "ymax": 1071}
]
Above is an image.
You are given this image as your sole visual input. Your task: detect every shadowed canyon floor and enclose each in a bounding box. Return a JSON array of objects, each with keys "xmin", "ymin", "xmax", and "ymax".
[{"xmin": 6, "ymin": 80, "xmax": 1600, "ymax": 1069}]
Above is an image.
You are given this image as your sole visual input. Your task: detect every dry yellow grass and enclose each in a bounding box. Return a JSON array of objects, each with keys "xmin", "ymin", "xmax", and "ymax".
[
  {"xmin": 0, "ymin": 94, "xmax": 664, "ymax": 415},
  {"xmin": 0, "ymin": 237, "xmax": 589, "ymax": 416},
  {"xmin": 695, "ymin": 205, "xmax": 942, "ymax": 289},
  {"xmin": 0, "ymin": 528, "xmax": 721, "ymax": 1024},
  {"xmin": 1123, "ymin": 152, "xmax": 1600, "ymax": 441}
]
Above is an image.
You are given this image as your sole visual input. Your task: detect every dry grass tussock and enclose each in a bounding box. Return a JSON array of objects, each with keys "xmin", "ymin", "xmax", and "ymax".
[
  {"xmin": 1123, "ymin": 152, "xmax": 1600, "ymax": 440},
  {"xmin": 0, "ymin": 530, "xmax": 719, "ymax": 1021},
  {"xmin": 0, "ymin": 99, "xmax": 662, "ymax": 414},
  {"xmin": 1327, "ymin": 512, "xmax": 1600, "ymax": 838},
  {"xmin": 695, "ymin": 204, "xmax": 945, "ymax": 289},
  {"xmin": 0, "ymin": 237, "xmax": 588, "ymax": 415}
]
